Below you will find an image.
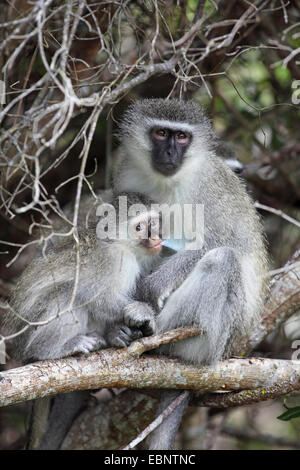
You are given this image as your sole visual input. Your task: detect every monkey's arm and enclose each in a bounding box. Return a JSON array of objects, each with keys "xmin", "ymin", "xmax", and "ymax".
[{"xmin": 138, "ymin": 249, "xmax": 203, "ymax": 312}]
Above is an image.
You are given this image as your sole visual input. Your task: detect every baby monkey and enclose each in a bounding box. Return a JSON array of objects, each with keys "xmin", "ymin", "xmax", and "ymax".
[{"xmin": 4, "ymin": 194, "xmax": 162, "ymax": 362}]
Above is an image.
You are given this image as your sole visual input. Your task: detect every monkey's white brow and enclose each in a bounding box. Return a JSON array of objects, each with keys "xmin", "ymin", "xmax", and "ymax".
[{"xmin": 147, "ymin": 119, "xmax": 195, "ymax": 133}]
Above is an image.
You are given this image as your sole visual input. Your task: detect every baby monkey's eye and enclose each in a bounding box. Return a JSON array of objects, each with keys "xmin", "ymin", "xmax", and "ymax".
[{"xmin": 135, "ymin": 223, "xmax": 144, "ymax": 232}]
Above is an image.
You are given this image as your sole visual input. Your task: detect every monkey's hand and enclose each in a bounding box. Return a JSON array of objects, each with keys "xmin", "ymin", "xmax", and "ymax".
[
  {"xmin": 107, "ymin": 324, "xmax": 143, "ymax": 348},
  {"xmin": 64, "ymin": 334, "xmax": 107, "ymax": 356},
  {"xmin": 123, "ymin": 301, "xmax": 156, "ymax": 336}
]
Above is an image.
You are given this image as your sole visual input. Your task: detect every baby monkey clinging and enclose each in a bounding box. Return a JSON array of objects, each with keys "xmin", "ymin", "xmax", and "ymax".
[{"xmin": 4, "ymin": 194, "xmax": 162, "ymax": 362}]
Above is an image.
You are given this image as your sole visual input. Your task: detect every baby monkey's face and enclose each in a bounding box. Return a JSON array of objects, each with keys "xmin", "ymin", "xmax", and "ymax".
[{"xmin": 129, "ymin": 213, "xmax": 162, "ymax": 255}]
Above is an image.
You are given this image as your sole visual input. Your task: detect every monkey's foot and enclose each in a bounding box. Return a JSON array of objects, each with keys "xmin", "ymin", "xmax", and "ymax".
[
  {"xmin": 157, "ymin": 287, "xmax": 174, "ymax": 310},
  {"xmin": 123, "ymin": 302, "xmax": 156, "ymax": 336},
  {"xmin": 107, "ymin": 325, "xmax": 143, "ymax": 348},
  {"xmin": 66, "ymin": 334, "xmax": 107, "ymax": 355}
]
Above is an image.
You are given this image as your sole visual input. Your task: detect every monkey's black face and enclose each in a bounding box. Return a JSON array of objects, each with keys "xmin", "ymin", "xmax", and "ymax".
[{"xmin": 150, "ymin": 127, "xmax": 192, "ymax": 176}]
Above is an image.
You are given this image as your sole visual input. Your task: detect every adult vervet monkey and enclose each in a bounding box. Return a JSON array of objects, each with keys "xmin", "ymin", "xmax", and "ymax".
[
  {"xmin": 114, "ymin": 98, "xmax": 267, "ymax": 450},
  {"xmin": 5, "ymin": 99, "xmax": 266, "ymax": 450}
]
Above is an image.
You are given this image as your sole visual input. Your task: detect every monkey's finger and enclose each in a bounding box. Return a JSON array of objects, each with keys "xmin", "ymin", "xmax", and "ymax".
[
  {"xmin": 128, "ymin": 327, "xmax": 143, "ymax": 340},
  {"xmin": 112, "ymin": 336, "xmax": 128, "ymax": 348},
  {"xmin": 124, "ymin": 311, "xmax": 155, "ymax": 330},
  {"xmin": 157, "ymin": 287, "xmax": 173, "ymax": 310},
  {"xmin": 110, "ymin": 328, "xmax": 132, "ymax": 347},
  {"xmin": 114, "ymin": 328, "xmax": 136, "ymax": 347},
  {"xmin": 124, "ymin": 315, "xmax": 144, "ymax": 328},
  {"xmin": 119, "ymin": 325, "xmax": 134, "ymax": 336},
  {"xmin": 141, "ymin": 319, "xmax": 156, "ymax": 336},
  {"xmin": 120, "ymin": 325, "xmax": 143, "ymax": 341}
]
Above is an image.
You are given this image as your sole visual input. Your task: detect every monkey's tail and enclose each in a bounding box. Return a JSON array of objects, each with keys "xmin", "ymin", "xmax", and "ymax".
[
  {"xmin": 147, "ymin": 390, "xmax": 190, "ymax": 450},
  {"xmin": 27, "ymin": 391, "xmax": 89, "ymax": 450},
  {"xmin": 40, "ymin": 391, "xmax": 89, "ymax": 450},
  {"xmin": 26, "ymin": 397, "xmax": 51, "ymax": 450}
]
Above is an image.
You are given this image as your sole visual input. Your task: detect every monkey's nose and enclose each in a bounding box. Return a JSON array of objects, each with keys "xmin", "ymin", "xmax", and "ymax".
[
  {"xmin": 231, "ymin": 161, "xmax": 244, "ymax": 174},
  {"xmin": 234, "ymin": 165, "xmax": 244, "ymax": 174}
]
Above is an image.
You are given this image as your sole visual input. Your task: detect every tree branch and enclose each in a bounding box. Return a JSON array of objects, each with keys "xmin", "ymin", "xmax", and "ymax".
[
  {"xmin": 127, "ymin": 326, "xmax": 204, "ymax": 357},
  {"xmin": 1, "ymin": 353, "xmax": 300, "ymax": 409},
  {"xmin": 221, "ymin": 425, "xmax": 300, "ymax": 449},
  {"xmin": 1, "ymin": 254, "xmax": 300, "ymax": 409},
  {"xmin": 60, "ymin": 377, "xmax": 300, "ymax": 450}
]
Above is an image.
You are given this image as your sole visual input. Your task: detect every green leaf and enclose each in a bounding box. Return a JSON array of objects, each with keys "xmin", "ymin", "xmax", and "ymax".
[
  {"xmin": 277, "ymin": 407, "xmax": 300, "ymax": 421},
  {"xmin": 274, "ymin": 65, "xmax": 291, "ymax": 86}
]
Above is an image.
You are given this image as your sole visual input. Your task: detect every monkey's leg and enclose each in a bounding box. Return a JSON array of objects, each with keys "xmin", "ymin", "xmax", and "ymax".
[
  {"xmin": 155, "ymin": 247, "xmax": 244, "ymax": 364},
  {"xmin": 38, "ymin": 325, "xmax": 143, "ymax": 448},
  {"xmin": 27, "ymin": 334, "xmax": 106, "ymax": 449},
  {"xmin": 147, "ymin": 247, "xmax": 245, "ymax": 450},
  {"xmin": 34, "ymin": 327, "xmax": 142, "ymax": 449}
]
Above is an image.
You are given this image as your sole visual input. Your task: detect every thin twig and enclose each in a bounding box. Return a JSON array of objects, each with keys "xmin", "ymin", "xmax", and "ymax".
[
  {"xmin": 127, "ymin": 327, "xmax": 205, "ymax": 357},
  {"xmin": 122, "ymin": 391, "xmax": 190, "ymax": 450},
  {"xmin": 255, "ymin": 201, "xmax": 300, "ymax": 229}
]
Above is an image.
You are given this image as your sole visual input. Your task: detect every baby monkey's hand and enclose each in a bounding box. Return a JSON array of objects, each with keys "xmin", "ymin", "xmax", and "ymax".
[{"xmin": 107, "ymin": 324, "xmax": 143, "ymax": 348}]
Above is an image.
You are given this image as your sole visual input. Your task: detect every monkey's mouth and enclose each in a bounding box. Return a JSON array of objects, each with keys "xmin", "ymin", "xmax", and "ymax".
[
  {"xmin": 152, "ymin": 162, "xmax": 180, "ymax": 176},
  {"xmin": 147, "ymin": 242, "xmax": 162, "ymax": 254}
]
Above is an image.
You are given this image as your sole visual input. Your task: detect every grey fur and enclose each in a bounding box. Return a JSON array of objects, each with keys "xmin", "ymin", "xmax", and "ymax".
[
  {"xmin": 114, "ymin": 98, "xmax": 268, "ymax": 450},
  {"xmin": 4, "ymin": 99, "xmax": 267, "ymax": 450},
  {"xmin": 6, "ymin": 232, "xmax": 157, "ymax": 362},
  {"xmin": 147, "ymin": 390, "xmax": 190, "ymax": 450},
  {"xmin": 39, "ymin": 391, "xmax": 88, "ymax": 450},
  {"xmin": 3, "ymin": 195, "xmax": 161, "ymax": 449},
  {"xmin": 5, "ymin": 221, "xmax": 158, "ymax": 362}
]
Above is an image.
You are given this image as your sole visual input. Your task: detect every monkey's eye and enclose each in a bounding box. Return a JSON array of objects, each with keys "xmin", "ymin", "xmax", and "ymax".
[
  {"xmin": 176, "ymin": 131, "xmax": 190, "ymax": 144},
  {"xmin": 153, "ymin": 129, "xmax": 168, "ymax": 141},
  {"xmin": 135, "ymin": 223, "xmax": 145, "ymax": 232}
]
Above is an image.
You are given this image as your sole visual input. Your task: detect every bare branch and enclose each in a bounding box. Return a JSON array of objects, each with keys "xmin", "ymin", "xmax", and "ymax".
[
  {"xmin": 222, "ymin": 426, "xmax": 300, "ymax": 449},
  {"xmin": 127, "ymin": 327, "xmax": 204, "ymax": 357},
  {"xmin": 1, "ymin": 352, "xmax": 300, "ymax": 409},
  {"xmin": 255, "ymin": 202, "xmax": 300, "ymax": 229}
]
